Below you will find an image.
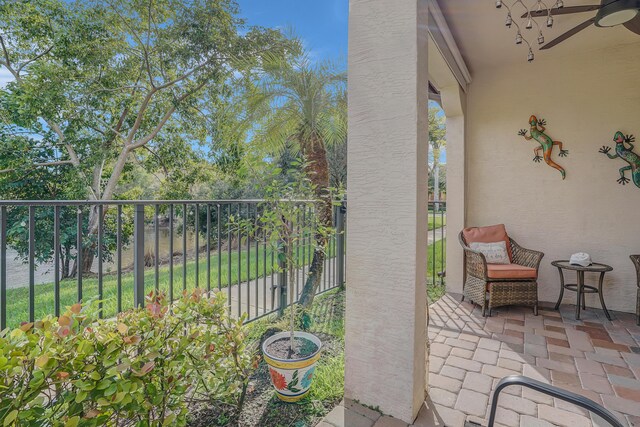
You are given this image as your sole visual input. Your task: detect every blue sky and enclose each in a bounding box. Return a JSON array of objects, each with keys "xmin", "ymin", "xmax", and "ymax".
[
  {"xmin": 1, "ymin": 1, "xmax": 447, "ymax": 162},
  {"xmin": 0, "ymin": 0, "xmax": 350, "ymax": 88},
  {"xmin": 236, "ymin": 0, "xmax": 348, "ymax": 63}
]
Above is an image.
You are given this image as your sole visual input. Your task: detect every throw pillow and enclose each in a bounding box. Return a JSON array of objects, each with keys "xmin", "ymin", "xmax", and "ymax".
[{"xmin": 469, "ymin": 241, "xmax": 510, "ymax": 264}]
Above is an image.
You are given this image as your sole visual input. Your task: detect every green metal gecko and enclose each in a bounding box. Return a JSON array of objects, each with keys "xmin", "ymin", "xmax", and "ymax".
[
  {"xmin": 599, "ymin": 131, "xmax": 640, "ymax": 189},
  {"xmin": 518, "ymin": 115, "xmax": 569, "ymax": 179}
]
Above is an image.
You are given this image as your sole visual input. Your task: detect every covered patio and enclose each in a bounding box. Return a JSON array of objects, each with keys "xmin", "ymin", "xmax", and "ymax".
[
  {"xmin": 344, "ymin": 0, "xmax": 640, "ymax": 425},
  {"xmin": 324, "ymin": 295, "xmax": 640, "ymax": 427},
  {"xmin": 425, "ymin": 295, "xmax": 640, "ymax": 426}
]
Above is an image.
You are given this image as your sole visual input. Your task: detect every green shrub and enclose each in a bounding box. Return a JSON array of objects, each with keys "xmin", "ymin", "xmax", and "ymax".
[{"xmin": 0, "ymin": 290, "xmax": 256, "ymax": 426}]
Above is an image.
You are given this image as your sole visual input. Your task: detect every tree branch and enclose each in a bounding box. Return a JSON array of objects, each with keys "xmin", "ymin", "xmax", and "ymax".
[
  {"xmin": 0, "ymin": 160, "xmax": 74, "ymax": 174},
  {"xmin": 105, "ymin": 0, "xmax": 156, "ymax": 88},
  {"xmin": 125, "ymin": 88, "xmax": 157, "ymax": 143},
  {"xmin": 0, "ymin": 34, "xmax": 19, "ymax": 80},
  {"xmin": 128, "ymin": 80, "xmax": 206, "ymax": 150},
  {"xmin": 44, "ymin": 118, "xmax": 98, "ymax": 200},
  {"xmin": 16, "ymin": 45, "xmax": 53, "ymax": 74}
]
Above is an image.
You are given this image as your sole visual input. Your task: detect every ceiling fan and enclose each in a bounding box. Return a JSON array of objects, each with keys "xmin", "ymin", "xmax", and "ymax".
[{"xmin": 520, "ymin": 0, "xmax": 640, "ymax": 49}]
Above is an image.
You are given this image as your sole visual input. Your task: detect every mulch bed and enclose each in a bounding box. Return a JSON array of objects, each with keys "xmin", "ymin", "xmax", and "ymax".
[{"xmin": 188, "ymin": 333, "xmax": 342, "ymax": 427}]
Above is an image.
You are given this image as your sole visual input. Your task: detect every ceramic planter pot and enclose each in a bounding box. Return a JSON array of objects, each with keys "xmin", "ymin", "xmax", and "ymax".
[{"xmin": 262, "ymin": 331, "xmax": 322, "ymax": 402}]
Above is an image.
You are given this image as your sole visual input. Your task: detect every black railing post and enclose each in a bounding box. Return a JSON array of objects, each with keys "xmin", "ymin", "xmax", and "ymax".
[
  {"xmin": 0, "ymin": 206, "xmax": 6, "ymax": 330},
  {"xmin": 277, "ymin": 240, "xmax": 287, "ymax": 316},
  {"xmin": 133, "ymin": 204, "xmax": 145, "ymax": 308},
  {"xmin": 336, "ymin": 200, "xmax": 346, "ymax": 288}
]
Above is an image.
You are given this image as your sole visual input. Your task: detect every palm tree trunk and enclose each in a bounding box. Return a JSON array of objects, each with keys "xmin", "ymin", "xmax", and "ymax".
[{"xmin": 298, "ymin": 133, "xmax": 332, "ymax": 308}]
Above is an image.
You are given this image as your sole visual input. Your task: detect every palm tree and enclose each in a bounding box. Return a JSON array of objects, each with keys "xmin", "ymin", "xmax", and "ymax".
[
  {"xmin": 245, "ymin": 54, "xmax": 347, "ymax": 307},
  {"xmin": 428, "ymin": 104, "xmax": 446, "ymax": 203}
]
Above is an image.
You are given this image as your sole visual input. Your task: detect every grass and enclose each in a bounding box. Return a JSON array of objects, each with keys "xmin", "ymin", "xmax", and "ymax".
[
  {"xmin": 427, "ymin": 238, "xmax": 446, "ymax": 303},
  {"xmin": 232, "ymin": 289, "xmax": 345, "ymax": 427},
  {"xmin": 5, "ymin": 242, "xmax": 335, "ymax": 329},
  {"xmin": 428, "ymin": 214, "xmax": 446, "ymax": 231},
  {"xmin": 308, "ymin": 354, "xmax": 344, "ymax": 403}
]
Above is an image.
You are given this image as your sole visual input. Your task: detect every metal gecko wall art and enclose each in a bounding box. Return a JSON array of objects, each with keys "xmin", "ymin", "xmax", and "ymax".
[
  {"xmin": 518, "ymin": 115, "xmax": 569, "ymax": 179},
  {"xmin": 599, "ymin": 131, "xmax": 640, "ymax": 189}
]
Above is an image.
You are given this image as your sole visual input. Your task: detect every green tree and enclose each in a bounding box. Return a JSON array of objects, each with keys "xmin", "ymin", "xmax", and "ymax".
[
  {"xmin": 428, "ymin": 103, "xmax": 446, "ymax": 201},
  {"xmin": 326, "ymin": 138, "xmax": 347, "ymax": 189},
  {"xmin": 0, "ymin": 132, "xmax": 91, "ymax": 278},
  {"xmin": 0, "ymin": 0, "xmax": 289, "ymax": 275},
  {"xmin": 242, "ymin": 54, "xmax": 346, "ymax": 307}
]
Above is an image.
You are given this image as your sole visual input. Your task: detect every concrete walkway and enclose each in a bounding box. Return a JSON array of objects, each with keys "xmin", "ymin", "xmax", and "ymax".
[
  {"xmin": 224, "ymin": 257, "xmax": 338, "ymax": 321},
  {"xmin": 428, "ymin": 226, "xmax": 446, "ymax": 245}
]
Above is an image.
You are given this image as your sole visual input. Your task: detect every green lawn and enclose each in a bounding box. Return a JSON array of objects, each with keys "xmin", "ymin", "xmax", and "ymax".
[
  {"xmin": 427, "ymin": 238, "xmax": 446, "ymax": 303},
  {"xmin": 428, "ymin": 213, "xmax": 446, "ymax": 230},
  {"xmin": 5, "ymin": 242, "xmax": 336, "ymax": 329}
]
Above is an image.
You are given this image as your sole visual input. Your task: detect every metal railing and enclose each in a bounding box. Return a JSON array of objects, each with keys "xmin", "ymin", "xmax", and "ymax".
[
  {"xmin": 428, "ymin": 201, "xmax": 446, "ymax": 287},
  {"xmin": 0, "ymin": 199, "xmax": 346, "ymax": 329},
  {"xmin": 487, "ymin": 376, "xmax": 624, "ymax": 427}
]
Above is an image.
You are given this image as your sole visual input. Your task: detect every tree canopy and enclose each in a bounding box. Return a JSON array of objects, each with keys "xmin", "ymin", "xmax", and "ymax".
[
  {"xmin": 0, "ymin": 0, "xmax": 293, "ymax": 202},
  {"xmin": 0, "ymin": 0, "xmax": 297, "ymax": 273}
]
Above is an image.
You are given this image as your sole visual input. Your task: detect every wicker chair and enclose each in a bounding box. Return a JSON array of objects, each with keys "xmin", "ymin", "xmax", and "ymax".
[
  {"xmin": 459, "ymin": 228, "xmax": 544, "ymax": 317},
  {"xmin": 631, "ymin": 255, "xmax": 640, "ymax": 326}
]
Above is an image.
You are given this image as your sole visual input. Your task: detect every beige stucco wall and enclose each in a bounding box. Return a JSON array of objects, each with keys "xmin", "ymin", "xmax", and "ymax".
[
  {"xmin": 464, "ymin": 41, "xmax": 640, "ymax": 313},
  {"xmin": 346, "ymin": 0, "xmax": 429, "ymax": 422},
  {"xmin": 442, "ymin": 86, "xmax": 467, "ymax": 294}
]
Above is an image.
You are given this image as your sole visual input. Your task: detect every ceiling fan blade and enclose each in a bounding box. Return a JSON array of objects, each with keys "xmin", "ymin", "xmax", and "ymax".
[
  {"xmin": 623, "ymin": 13, "xmax": 640, "ymax": 35},
  {"xmin": 540, "ymin": 17, "xmax": 597, "ymax": 50},
  {"xmin": 521, "ymin": 5, "xmax": 601, "ymax": 18}
]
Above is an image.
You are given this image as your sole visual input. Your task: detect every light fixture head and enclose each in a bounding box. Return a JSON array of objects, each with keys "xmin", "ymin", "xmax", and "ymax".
[
  {"xmin": 595, "ymin": 0, "xmax": 640, "ymax": 27},
  {"xmin": 496, "ymin": 0, "xmax": 503, "ymax": 8},
  {"xmin": 547, "ymin": 15, "xmax": 554, "ymax": 27},
  {"xmin": 528, "ymin": 48, "xmax": 535, "ymax": 62},
  {"xmin": 538, "ymin": 32, "xmax": 545, "ymax": 44},
  {"xmin": 556, "ymin": 0, "xmax": 564, "ymax": 8},
  {"xmin": 506, "ymin": 13, "xmax": 513, "ymax": 27},
  {"xmin": 526, "ymin": 17, "xmax": 533, "ymax": 29},
  {"xmin": 516, "ymin": 32, "xmax": 523, "ymax": 44}
]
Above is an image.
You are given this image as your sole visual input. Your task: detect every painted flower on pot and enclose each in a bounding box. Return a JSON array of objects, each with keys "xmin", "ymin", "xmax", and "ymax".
[
  {"xmin": 269, "ymin": 367, "xmax": 287, "ymax": 390},
  {"xmin": 301, "ymin": 367, "xmax": 315, "ymax": 389}
]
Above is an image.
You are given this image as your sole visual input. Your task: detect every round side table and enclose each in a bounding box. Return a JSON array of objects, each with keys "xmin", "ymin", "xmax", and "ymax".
[{"xmin": 551, "ymin": 260, "xmax": 613, "ymax": 320}]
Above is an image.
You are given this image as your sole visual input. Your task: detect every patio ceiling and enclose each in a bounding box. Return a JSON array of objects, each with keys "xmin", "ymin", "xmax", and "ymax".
[{"xmin": 438, "ymin": 0, "xmax": 640, "ymax": 72}]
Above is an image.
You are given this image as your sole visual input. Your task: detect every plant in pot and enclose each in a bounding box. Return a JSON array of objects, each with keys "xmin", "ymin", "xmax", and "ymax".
[{"xmin": 253, "ymin": 163, "xmax": 334, "ymax": 402}]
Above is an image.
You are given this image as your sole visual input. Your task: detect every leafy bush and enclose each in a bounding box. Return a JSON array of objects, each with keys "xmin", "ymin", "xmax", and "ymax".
[{"xmin": 0, "ymin": 290, "xmax": 256, "ymax": 426}]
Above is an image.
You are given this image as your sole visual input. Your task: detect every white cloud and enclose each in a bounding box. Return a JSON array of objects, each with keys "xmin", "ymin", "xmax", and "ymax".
[{"xmin": 0, "ymin": 67, "xmax": 14, "ymax": 88}]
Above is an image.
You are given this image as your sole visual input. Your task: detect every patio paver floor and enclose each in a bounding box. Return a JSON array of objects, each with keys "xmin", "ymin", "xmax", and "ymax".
[
  {"xmin": 323, "ymin": 293, "xmax": 640, "ymax": 427},
  {"xmin": 424, "ymin": 293, "xmax": 640, "ymax": 426}
]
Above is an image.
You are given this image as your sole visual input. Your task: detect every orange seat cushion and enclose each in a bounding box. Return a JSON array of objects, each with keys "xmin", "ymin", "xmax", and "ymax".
[
  {"xmin": 487, "ymin": 263, "xmax": 537, "ymax": 280},
  {"xmin": 462, "ymin": 224, "xmax": 513, "ymax": 261}
]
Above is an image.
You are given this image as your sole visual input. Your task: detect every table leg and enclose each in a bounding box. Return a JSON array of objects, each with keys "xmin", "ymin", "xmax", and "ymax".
[
  {"xmin": 576, "ymin": 270, "xmax": 583, "ymax": 320},
  {"xmin": 598, "ymin": 271, "xmax": 612, "ymax": 320},
  {"xmin": 554, "ymin": 267, "xmax": 565, "ymax": 310}
]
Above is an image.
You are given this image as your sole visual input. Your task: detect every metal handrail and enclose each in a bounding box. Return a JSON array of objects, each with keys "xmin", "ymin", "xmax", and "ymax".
[
  {"xmin": 0, "ymin": 199, "xmax": 316, "ymax": 206},
  {"xmin": 488, "ymin": 376, "xmax": 624, "ymax": 427},
  {"xmin": 0, "ymin": 199, "xmax": 345, "ymax": 329}
]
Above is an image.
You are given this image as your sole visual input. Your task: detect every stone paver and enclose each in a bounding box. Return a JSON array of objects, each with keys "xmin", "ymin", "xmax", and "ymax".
[
  {"xmin": 430, "ymin": 374, "xmax": 462, "ymax": 394},
  {"xmin": 425, "ymin": 294, "xmax": 640, "ymax": 427},
  {"xmin": 321, "ymin": 293, "xmax": 640, "ymax": 427},
  {"xmin": 462, "ymin": 372, "xmax": 493, "ymax": 394},
  {"xmin": 454, "ymin": 388, "xmax": 488, "ymax": 417},
  {"xmin": 373, "ymin": 416, "xmax": 409, "ymax": 427}
]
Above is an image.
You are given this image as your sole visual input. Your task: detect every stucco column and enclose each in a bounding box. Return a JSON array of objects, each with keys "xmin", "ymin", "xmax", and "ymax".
[
  {"xmin": 441, "ymin": 85, "xmax": 466, "ymax": 295},
  {"xmin": 345, "ymin": 0, "xmax": 429, "ymax": 423}
]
